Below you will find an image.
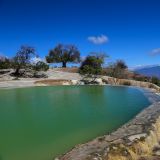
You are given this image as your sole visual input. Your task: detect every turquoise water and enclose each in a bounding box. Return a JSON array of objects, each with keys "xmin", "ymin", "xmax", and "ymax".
[{"xmin": 0, "ymin": 86, "xmax": 150, "ymax": 160}]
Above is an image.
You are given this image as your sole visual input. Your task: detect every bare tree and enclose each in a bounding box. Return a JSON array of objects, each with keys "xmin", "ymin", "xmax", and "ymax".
[{"xmin": 12, "ymin": 45, "xmax": 36, "ymax": 75}]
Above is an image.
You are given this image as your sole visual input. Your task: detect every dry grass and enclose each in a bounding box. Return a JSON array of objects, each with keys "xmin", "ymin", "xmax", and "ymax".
[
  {"xmin": 54, "ymin": 67, "xmax": 79, "ymax": 73},
  {"xmin": 35, "ymin": 79, "xmax": 71, "ymax": 85}
]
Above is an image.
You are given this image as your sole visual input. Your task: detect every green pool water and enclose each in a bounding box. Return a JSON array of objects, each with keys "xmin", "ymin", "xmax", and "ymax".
[{"xmin": 0, "ymin": 86, "xmax": 150, "ymax": 160}]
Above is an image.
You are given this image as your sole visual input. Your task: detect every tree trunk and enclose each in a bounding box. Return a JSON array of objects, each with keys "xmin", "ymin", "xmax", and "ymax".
[
  {"xmin": 62, "ymin": 62, "xmax": 67, "ymax": 68},
  {"xmin": 15, "ymin": 68, "xmax": 20, "ymax": 76}
]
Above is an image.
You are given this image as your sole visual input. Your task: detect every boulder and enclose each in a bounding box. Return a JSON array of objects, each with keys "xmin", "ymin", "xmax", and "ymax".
[
  {"xmin": 71, "ymin": 80, "xmax": 79, "ymax": 85},
  {"xmin": 71, "ymin": 80, "xmax": 85, "ymax": 85},
  {"xmin": 33, "ymin": 72, "xmax": 48, "ymax": 78},
  {"xmin": 95, "ymin": 78, "xmax": 104, "ymax": 85},
  {"xmin": 81, "ymin": 77, "xmax": 104, "ymax": 85}
]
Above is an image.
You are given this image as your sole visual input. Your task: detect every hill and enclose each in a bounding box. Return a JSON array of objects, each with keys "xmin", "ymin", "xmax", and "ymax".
[{"xmin": 134, "ymin": 65, "xmax": 160, "ymax": 79}]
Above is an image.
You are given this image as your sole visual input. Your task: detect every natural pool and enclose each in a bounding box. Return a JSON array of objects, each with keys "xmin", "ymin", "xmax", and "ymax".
[{"xmin": 0, "ymin": 86, "xmax": 150, "ymax": 160}]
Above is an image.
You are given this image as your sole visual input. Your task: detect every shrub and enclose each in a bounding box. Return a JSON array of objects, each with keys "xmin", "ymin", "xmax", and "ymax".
[
  {"xmin": 0, "ymin": 57, "xmax": 12, "ymax": 69},
  {"xmin": 151, "ymin": 76, "xmax": 160, "ymax": 85},
  {"xmin": 79, "ymin": 54, "xmax": 105, "ymax": 76},
  {"xmin": 33, "ymin": 61, "xmax": 49, "ymax": 71},
  {"xmin": 133, "ymin": 76, "xmax": 149, "ymax": 82}
]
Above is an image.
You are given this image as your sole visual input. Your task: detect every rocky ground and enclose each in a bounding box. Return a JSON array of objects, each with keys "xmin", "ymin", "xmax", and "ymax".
[{"xmin": 0, "ymin": 69, "xmax": 82, "ymax": 88}]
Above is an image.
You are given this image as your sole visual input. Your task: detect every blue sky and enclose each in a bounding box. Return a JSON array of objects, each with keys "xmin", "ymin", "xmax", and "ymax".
[{"xmin": 0, "ymin": 0, "xmax": 160, "ymax": 68}]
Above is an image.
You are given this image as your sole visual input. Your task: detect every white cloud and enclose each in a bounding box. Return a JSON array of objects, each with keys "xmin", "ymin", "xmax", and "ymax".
[
  {"xmin": 150, "ymin": 48, "xmax": 160, "ymax": 56},
  {"xmin": 30, "ymin": 57, "xmax": 45, "ymax": 64},
  {"xmin": 87, "ymin": 35, "xmax": 109, "ymax": 45},
  {"xmin": 80, "ymin": 56, "xmax": 86, "ymax": 61}
]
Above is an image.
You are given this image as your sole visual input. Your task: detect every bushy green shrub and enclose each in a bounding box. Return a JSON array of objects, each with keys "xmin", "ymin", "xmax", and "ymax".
[
  {"xmin": 33, "ymin": 61, "xmax": 49, "ymax": 71},
  {"xmin": 0, "ymin": 58, "xmax": 12, "ymax": 69},
  {"xmin": 79, "ymin": 54, "xmax": 104, "ymax": 76}
]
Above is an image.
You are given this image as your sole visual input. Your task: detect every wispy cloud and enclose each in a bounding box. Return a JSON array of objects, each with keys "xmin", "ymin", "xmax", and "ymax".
[
  {"xmin": 87, "ymin": 35, "xmax": 109, "ymax": 45},
  {"xmin": 150, "ymin": 48, "xmax": 160, "ymax": 56}
]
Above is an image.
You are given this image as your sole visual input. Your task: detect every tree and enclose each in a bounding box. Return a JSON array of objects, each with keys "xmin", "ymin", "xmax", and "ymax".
[
  {"xmin": 79, "ymin": 53, "xmax": 106, "ymax": 77},
  {"xmin": 107, "ymin": 60, "xmax": 128, "ymax": 78},
  {"xmin": 12, "ymin": 45, "xmax": 36, "ymax": 76},
  {"xmin": 46, "ymin": 44, "xmax": 80, "ymax": 68},
  {"xmin": 116, "ymin": 60, "xmax": 128, "ymax": 70}
]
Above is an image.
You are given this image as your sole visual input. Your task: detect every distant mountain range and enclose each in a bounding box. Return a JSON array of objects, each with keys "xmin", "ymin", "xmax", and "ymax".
[{"xmin": 134, "ymin": 65, "xmax": 160, "ymax": 79}]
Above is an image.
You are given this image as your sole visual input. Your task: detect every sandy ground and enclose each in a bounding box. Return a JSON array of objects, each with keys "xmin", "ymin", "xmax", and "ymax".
[{"xmin": 0, "ymin": 69, "xmax": 82, "ymax": 88}]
